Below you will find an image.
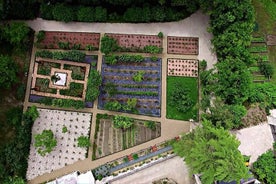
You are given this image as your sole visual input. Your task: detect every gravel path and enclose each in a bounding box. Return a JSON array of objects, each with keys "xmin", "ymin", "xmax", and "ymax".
[{"xmin": 26, "ymin": 10, "xmax": 217, "ymax": 69}]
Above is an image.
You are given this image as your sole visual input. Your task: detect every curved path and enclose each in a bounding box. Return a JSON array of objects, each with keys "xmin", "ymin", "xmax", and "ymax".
[{"xmin": 24, "ymin": 10, "xmax": 216, "ymax": 184}]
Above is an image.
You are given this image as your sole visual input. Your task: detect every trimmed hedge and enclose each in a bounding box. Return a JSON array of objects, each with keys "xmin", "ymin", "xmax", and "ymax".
[{"xmin": 35, "ymin": 50, "xmax": 86, "ymax": 62}]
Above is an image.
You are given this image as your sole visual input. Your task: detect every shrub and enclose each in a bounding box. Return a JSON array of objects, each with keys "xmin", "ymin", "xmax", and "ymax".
[
  {"xmin": 58, "ymin": 42, "xmax": 70, "ymax": 49},
  {"xmin": 133, "ymin": 71, "xmax": 145, "ymax": 82},
  {"xmin": 144, "ymin": 121, "xmax": 156, "ymax": 130},
  {"xmin": 133, "ymin": 154, "xmax": 139, "ymax": 160},
  {"xmin": 157, "ymin": 32, "xmax": 163, "ymax": 38},
  {"xmin": 143, "ymin": 45, "xmax": 162, "ymax": 54},
  {"xmin": 77, "ymin": 136, "xmax": 91, "ymax": 147},
  {"xmin": 113, "ymin": 115, "xmax": 134, "ymax": 130},
  {"xmin": 123, "ymin": 98, "xmax": 137, "ymax": 112},
  {"xmin": 199, "ymin": 60, "xmax": 207, "ymax": 71},
  {"xmin": 34, "ymin": 130, "xmax": 57, "ymax": 156},
  {"xmin": 86, "ymin": 69, "xmax": 102, "ymax": 101},
  {"xmin": 258, "ymin": 62, "xmax": 274, "ymax": 79},
  {"xmin": 52, "ymin": 3, "xmax": 75, "ymax": 22},
  {"xmin": 62, "ymin": 126, "xmax": 68, "ymax": 133},
  {"xmin": 40, "ymin": 3, "xmax": 54, "ymax": 20},
  {"xmin": 94, "ymin": 6, "xmax": 107, "ymax": 22},
  {"xmin": 24, "ymin": 105, "xmax": 39, "ymax": 122},
  {"xmin": 100, "ymin": 36, "xmax": 119, "ymax": 55},
  {"xmin": 104, "ymin": 101, "xmax": 122, "ymax": 111},
  {"xmin": 36, "ymin": 30, "xmax": 45, "ymax": 43},
  {"xmin": 64, "ymin": 50, "xmax": 86, "ymax": 62},
  {"xmin": 77, "ymin": 7, "xmax": 94, "ymax": 22},
  {"xmin": 51, "ymin": 98, "xmax": 85, "ymax": 109},
  {"xmin": 150, "ymin": 56, "xmax": 158, "ymax": 62},
  {"xmin": 35, "ymin": 50, "xmax": 53, "ymax": 58},
  {"xmin": 105, "ymin": 54, "xmax": 118, "ymax": 65}
]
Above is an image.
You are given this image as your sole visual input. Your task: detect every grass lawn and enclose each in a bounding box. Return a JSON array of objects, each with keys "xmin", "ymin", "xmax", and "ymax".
[{"xmin": 166, "ymin": 76, "xmax": 198, "ymax": 121}]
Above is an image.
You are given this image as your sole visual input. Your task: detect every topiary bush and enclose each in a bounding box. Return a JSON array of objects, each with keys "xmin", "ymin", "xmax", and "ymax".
[
  {"xmin": 77, "ymin": 136, "xmax": 91, "ymax": 147},
  {"xmin": 34, "ymin": 129, "xmax": 57, "ymax": 156}
]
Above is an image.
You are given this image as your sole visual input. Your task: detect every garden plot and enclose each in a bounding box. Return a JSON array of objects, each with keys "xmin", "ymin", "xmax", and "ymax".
[
  {"xmin": 167, "ymin": 59, "xmax": 198, "ymax": 77},
  {"xmin": 38, "ymin": 31, "xmax": 100, "ymax": 50},
  {"xmin": 31, "ymin": 57, "xmax": 90, "ymax": 101},
  {"xmin": 26, "ymin": 108, "xmax": 92, "ymax": 180},
  {"xmin": 105, "ymin": 33, "xmax": 162, "ymax": 52},
  {"xmin": 98, "ymin": 57, "xmax": 162, "ymax": 117},
  {"xmin": 93, "ymin": 114, "xmax": 161, "ymax": 159},
  {"xmin": 167, "ymin": 36, "xmax": 198, "ymax": 55}
]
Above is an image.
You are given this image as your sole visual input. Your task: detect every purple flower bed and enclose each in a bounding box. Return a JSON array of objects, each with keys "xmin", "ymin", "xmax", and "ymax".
[
  {"xmin": 98, "ymin": 57, "xmax": 162, "ymax": 117},
  {"xmin": 29, "ymin": 94, "xmax": 44, "ymax": 102}
]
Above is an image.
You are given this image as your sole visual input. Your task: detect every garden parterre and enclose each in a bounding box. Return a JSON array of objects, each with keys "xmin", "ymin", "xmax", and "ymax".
[{"xmin": 26, "ymin": 108, "xmax": 92, "ymax": 180}]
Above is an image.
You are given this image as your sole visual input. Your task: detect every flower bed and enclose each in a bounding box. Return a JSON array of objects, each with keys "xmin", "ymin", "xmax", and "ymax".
[
  {"xmin": 98, "ymin": 56, "xmax": 162, "ymax": 117},
  {"xmin": 92, "ymin": 114, "xmax": 161, "ymax": 160},
  {"xmin": 167, "ymin": 36, "xmax": 198, "ymax": 55},
  {"xmin": 27, "ymin": 108, "xmax": 92, "ymax": 180},
  {"xmin": 38, "ymin": 31, "xmax": 100, "ymax": 50},
  {"xmin": 105, "ymin": 33, "xmax": 163, "ymax": 53},
  {"xmin": 167, "ymin": 58, "xmax": 198, "ymax": 77}
]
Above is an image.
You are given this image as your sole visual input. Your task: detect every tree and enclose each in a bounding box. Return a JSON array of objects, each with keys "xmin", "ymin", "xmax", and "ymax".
[
  {"xmin": 24, "ymin": 105, "xmax": 39, "ymax": 122},
  {"xmin": 173, "ymin": 120, "xmax": 250, "ymax": 183},
  {"xmin": 0, "ymin": 55, "xmax": 18, "ymax": 89},
  {"xmin": 77, "ymin": 136, "xmax": 91, "ymax": 147},
  {"xmin": 3, "ymin": 176, "xmax": 25, "ymax": 184},
  {"xmin": 113, "ymin": 115, "xmax": 134, "ymax": 130},
  {"xmin": 77, "ymin": 6, "xmax": 94, "ymax": 22},
  {"xmin": 253, "ymin": 150, "xmax": 276, "ymax": 184},
  {"xmin": 94, "ymin": 6, "xmax": 107, "ymax": 22},
  {"xmin": 34, "ymin": 130, "xmax": 57, "ymax": 156},
  {"xmin": 2, "ymin": 22, "xmax": 30, "ymax": 46}
]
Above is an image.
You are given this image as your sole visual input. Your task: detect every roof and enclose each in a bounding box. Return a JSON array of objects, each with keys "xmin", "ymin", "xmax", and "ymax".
[{"xmin": 77, "ymin": 171, "xmax": 95, "ymax": 184}]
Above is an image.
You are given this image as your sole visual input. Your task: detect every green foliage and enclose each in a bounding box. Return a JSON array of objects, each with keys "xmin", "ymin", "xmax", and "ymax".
[
  {"xmin": 2, "ymin": 22, "xmax": 30, "ymax": 46},
  {"xmin": 258, "ymin": 62, "xmax": 274, "ymax": 79},
  {"xmin": 253, "ymin": 150, "xmax": 276, "ymax": 184},
  {"xmin": 62, "ymin": 126, "xmax": 68, "ymax": 133},
  {"xmin": 150, "ymin": 56, "xmax": 158, "ymax": 62},
  {"xmin": 123, "ymin": 98, "xmax": 137, "ymax": 112},
  {"xmin": 0, "ymin": 55, "xmax": 18, "ymax": 89},
  {"xmin": 167, "ymin": 77, "xmax": 198, "ymax": 120},
  {"xmin": 173, "ymin": 120, "xmax": 250, "ymax": 183},
  {"xmin": 35, "ymin": 50, "xmax": 85, "ymax": 62},
  {"xmin": 86, "ymin": 69, "xmax": 102, "ymax": 101},
  {"xmin": 169, "ymin": 82, "xmax": 193, "ymax": 113},
  {"xmin": 157, "ymin": 32, "xmax": 163, "ymax": 38},
  {"xmin": 104, "ymin": 101, "xmax": 122, "ymax": 111},
  {"xmin": 118, "ymin": 54, "xmax": 144, "ymax": 62},
  {"xmin": 133, "ymin": 71, "xmax": 145, "ymax": 82},
  {"xmin": 24, "ymin": 106, "xmax": 39, "ymax": 122},
  {"xmin": 77, "ymin": 136, "xmax": 91, "ymax": 147},
  {"xmin": 199, "ymin": 60, "xmax": 207, "ymax": 71},
  {"xmin": 113, "ymin": 115, "xmax": 134, "ymax": 130},
  {"xmin": 103, "ymin": 82, "xmax": 117, "ymax": 97},
  {"xmin": 51, "ymin": 98, "xmax": 85, "ymax": 109},
  {"xmin": 3, "ymin": 176, "xmax": 26, "ymax": 184},
  {"xmin": 58, "ymin": 42, "xmax": 70, "ymax": 49},
  {"xmin": 36, "ymin": 31, "xmax": 45, "ymax": 43},
  {"xmin": 105, "ymin": 54, "xmax": 118, "ymax": 65},
  {"xmin": 258, "ymin": 0, "xmax": 276, "ymax": 21},
  {"xmin": 133, "ymin": 153, "xmax": 139, "ymax": 160},
  {"xmin": 40, "ymin": 3, "xmax": 54, "ymax": 20},
  {"xmin": 34, "ymin": 130, "xmax": 57, "ymax": 156},
  {"xmin": 77, "ymin": 7, "xmax": 94, "ymax": 22},
  {"xmin": 144, "ymin": 121, "xmax": 156, "ymax": 130},
  {"xmin": 100, "ymin": 36, "xmax": 119, "ymax": 55},
  {"xmin": 143, "ymin": 45, "xmax": 162, "ymax": 54},
  {"xmin": 203, "ymin": 99, "xmax": 247, "ymax": 129},
  {"xmin": 52, "ymin": 3, "xmax": 75, "ymax": 22},
  {"xmin": 94, "ymin": 6, "xmax": 107, "ymax": 22}
]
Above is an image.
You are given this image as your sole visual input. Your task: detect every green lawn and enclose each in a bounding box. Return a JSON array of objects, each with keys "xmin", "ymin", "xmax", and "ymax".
[{"xmin": 166, "ymin": 76, "xmax": 198, "ymax": 121}]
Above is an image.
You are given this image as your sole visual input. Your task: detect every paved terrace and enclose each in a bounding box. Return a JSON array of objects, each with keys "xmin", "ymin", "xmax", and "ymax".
[{"xmin": 24, "ymin": 10, "xmax": 216, "ymax": 184}]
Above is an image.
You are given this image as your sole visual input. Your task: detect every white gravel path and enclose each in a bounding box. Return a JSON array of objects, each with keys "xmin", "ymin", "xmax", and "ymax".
[
  {"xmin": 26, "ymin": 108, "xmax": 92, "ymax": 180},
  {"xmin": 232, "ymin": 123, "xmax": 274, "ymax": 164},
  {"xmin": 26, "ymin": 10, "xmax": 217, "ymax": 69}
]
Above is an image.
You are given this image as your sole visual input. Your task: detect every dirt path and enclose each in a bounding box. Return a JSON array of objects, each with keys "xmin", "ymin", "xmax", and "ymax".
[{"xmin": 24, "ymin": 10, "xmax": 215, "ymax": 184}]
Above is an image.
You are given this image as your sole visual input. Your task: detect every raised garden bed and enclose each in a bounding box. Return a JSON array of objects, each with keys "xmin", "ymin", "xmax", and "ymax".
[
  {"xmin": 92, "ymin": 114, "xmax": 161, "ymax": 160},
  {"xmin": 167, "ymin": 36, "xmax": 199, "ymax": 55},
  {"xmin": 98, "ymin": 56, "xmax": 162, "ymax": 117},
  {"xmin": 166, "ymin": 76, "xmax": 198, "ymax": 121},
  {"xmin": 38, "ymin": 31, "xmax": 100, "ymax": 50},
  {"xmin": 105, "ymin": 33, "xmax": 162, "ymax": 53},
  {"xmin": 167, "ymin": 58, "xmax": 198, "ymax": 77}
]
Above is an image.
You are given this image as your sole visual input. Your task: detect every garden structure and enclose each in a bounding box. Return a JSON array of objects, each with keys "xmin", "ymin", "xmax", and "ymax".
[
  {"xmin": 31, "ymin": 57, "xmax": 90, "ymax": 101},
  {"xmin": 92, "ymin": 114, "xmax": 161, "ymax": 159},
  {"xmin": 167, "ymin": 36, "xmax": 199, "ymax": 55},
  {"xmin": 38, "ymin": 31, "xmax": 100, "ymax": 50},
  {"xmin": 98, "ymin": 56, "xmax": 162, "ymax": 117},
  {"xmin": 167, "ymin": 59, "xmax": 198, "ymax": 77},
  {"xmin": 27, "ymin": 108, "xmax": 92, "ymax": 180},
  {"xmin": 105, "ymin": 33, "xmax": 162, "ymax": 52}
]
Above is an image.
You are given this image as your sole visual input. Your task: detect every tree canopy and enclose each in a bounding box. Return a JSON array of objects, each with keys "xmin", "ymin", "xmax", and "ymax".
[
  {"xmin": 173, "ymin": 120, "xmax": 250, "ymax": 183},
  {"xmin": 0, "ymin": 55, "xmax": 18, "ymax": 89},
  {"xmin": 34, "ymin": 130, "xmax": 57, "ymax": 156},
  {"xmin": 2, "ymin": 22, "xmax": 30, "ymax": 46}
]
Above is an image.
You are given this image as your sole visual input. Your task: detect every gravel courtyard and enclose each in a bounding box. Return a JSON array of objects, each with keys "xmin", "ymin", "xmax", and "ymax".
[{"xmin": 26, "ymin": 108, "xmax": 92, "ymax": 180}]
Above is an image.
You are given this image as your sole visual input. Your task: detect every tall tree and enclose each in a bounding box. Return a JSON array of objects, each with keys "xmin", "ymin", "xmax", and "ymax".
[
  {"xmin": 0, "ymin": 55, "xmax": 18, "ymax": 89},
  {"xmin": 173, "ymin": 120, "xmax": 250, "ymax": 183},
  {"xmin": 2, "ymin": 22, "xmax": 30, "ymax": 46}
]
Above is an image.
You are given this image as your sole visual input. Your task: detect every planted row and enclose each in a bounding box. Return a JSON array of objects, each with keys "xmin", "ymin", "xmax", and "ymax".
[
  {"xmin": 37, "ymin": 97, "xmax": 85, "ymax": 109},
  {"xmin": 35, "ymin": 50, "xmax": 86, "ymax": 62}
]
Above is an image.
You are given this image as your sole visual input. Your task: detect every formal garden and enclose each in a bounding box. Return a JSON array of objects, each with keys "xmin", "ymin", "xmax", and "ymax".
[
  {"xmin": 92, "ymin": 114, "xmax": 161, "ymax": 160},
  {"xmin": 27, "ymin": 108, "xmax": 92, "ymax": 180},
  {"xmin": 29, "ymin": 50, "xmax": 100, "ymax": 109},
  {"xmin": 98, "ymin": 54, "xmax": 162, "ymax": 116}
]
